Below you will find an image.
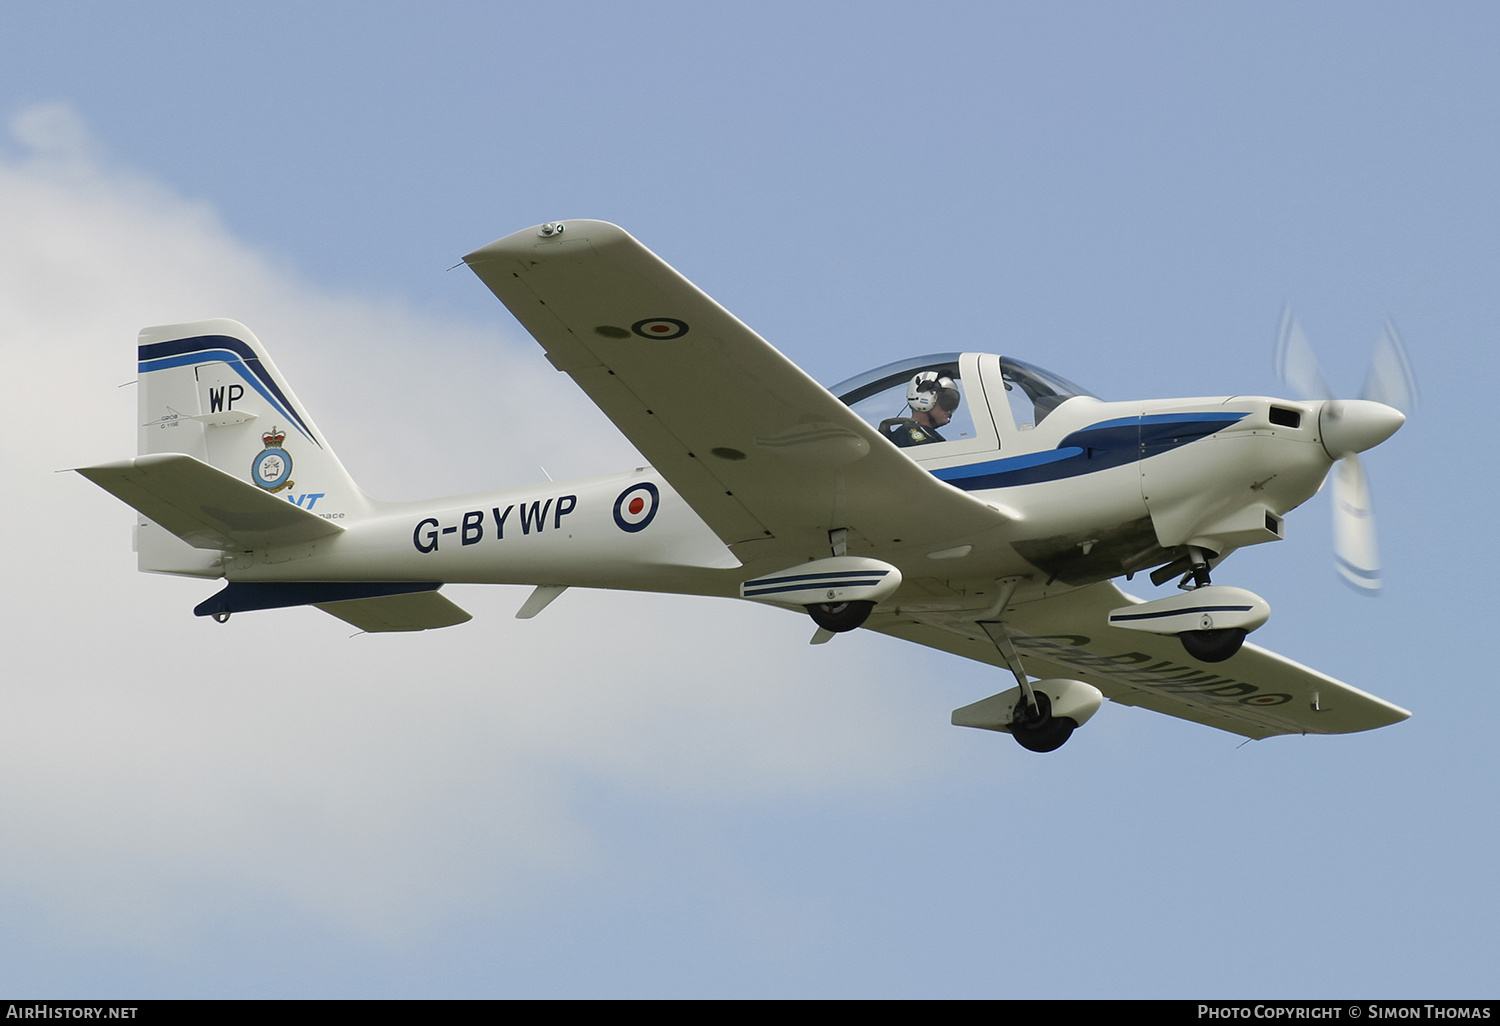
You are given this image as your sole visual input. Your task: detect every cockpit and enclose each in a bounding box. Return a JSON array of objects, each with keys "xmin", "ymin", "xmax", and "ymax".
[{"xmin": 829, "ymin": 353, "xmax": 1097, "ymax": 455}]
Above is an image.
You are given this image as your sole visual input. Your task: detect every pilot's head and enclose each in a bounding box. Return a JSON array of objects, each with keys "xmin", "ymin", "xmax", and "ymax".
[{"xmin": 908, "ymin": 371, "xmax": 960, "ymax": 426}]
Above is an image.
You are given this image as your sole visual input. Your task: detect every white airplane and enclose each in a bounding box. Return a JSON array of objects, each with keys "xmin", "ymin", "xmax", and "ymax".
[{"xmin": 78, "ymin": 220, "xmax": 1414, "ymax": 752}]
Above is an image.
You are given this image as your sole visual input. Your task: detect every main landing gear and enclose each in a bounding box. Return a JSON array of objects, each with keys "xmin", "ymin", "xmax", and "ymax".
[
  {"xmin": 807, "ymin": 600, "xmax": 876, "ymax": 633},
  {"xmin": 1007, "ymin": 690, "xmax": 1076, "ymax": 753},
  {"xmin": 950, "ymin": 578, "xmax": 1104, "ymax": 753},
  {"xmin": 738, "ymin": 529, "xmax": 900, "ymax": 637}
]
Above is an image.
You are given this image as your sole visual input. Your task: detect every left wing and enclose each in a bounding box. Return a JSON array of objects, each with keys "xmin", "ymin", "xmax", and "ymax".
[
  {"xmin": 868, "ymin": 581, "xmax": 1410, "ymax": 739},
  {"xmin": 464, "ymin": 221, "xmax": 1010, "ymax": 564}
]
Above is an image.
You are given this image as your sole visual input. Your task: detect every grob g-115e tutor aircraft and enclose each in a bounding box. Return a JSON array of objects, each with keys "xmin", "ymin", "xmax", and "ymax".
[{"xmin": 79, "ymin": 220, "xmax": 1414, "ymax": 753}]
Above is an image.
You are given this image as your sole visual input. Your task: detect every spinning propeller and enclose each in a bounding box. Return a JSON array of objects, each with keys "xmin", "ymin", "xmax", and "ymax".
[{"xmin": 1274, "ymin": 309, "xmax": 1416, "ymax": 594}]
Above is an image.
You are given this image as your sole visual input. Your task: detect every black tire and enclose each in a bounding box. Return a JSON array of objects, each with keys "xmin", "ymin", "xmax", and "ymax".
[
  {"xmin": 1010, "ymin": 689, "xmax": 1077, "ymax": 753},
  {"xmin": 806, "ymin": 600, "xmax": 875, "ymax": 633},
  {"xmin": 1179, "ymin": 627, "xmax": 1247, "ymax": 663},
  {"xmin": 1013, "ymin": 717, "xmax": 1077, "ymax": 753}
]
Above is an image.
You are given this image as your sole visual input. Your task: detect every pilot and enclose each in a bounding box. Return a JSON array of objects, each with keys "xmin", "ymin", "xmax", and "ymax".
[{"xmin": 882, "ymin": 371, "xmax": 961, "ymax": 447}]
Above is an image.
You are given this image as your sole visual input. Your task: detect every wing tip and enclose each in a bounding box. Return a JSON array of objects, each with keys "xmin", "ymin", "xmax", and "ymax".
[{"xmin": 463, "ymin": 219, "xmax": 631, "ymax": 265}]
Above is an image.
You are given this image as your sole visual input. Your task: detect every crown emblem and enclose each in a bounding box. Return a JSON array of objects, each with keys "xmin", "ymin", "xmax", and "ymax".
[{"xmin": 262, "ymin": 429, "xmax": 286, "ymax": 448}]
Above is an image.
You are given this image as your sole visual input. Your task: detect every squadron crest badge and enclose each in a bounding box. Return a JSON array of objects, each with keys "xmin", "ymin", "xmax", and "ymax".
[{"xmin": 251, "ymin": 428, "xmax": 295, "ymax": 493}]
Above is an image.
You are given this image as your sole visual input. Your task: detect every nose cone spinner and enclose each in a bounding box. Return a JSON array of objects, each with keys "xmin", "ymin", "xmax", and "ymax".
[{"xmin": 1319, "ymin": 399, "xmax": 1405, "ymax": 459}]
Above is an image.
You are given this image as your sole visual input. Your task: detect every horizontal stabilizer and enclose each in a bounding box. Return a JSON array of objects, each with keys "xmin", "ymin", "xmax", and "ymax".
[
  {"xmin": 194, "ymin": 581, "xmax": 471, "ymax": 632},
  {"xmin": 76, "ymin": 453, "xmax": 344, "ymax": 550},
  {"xmin": 316, "ymin": 592, "xmax": 472, "ymax": 632}
]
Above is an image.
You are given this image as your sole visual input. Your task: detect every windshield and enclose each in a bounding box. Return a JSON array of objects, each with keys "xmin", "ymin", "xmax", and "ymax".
[{"xmin": 1000, "ymin": 356, "xmax": 1097, "ymax": 427}]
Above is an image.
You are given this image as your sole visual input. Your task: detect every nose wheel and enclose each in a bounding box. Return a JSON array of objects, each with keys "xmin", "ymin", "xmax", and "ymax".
[
  {"xmin": 1178, "ymin": 627, "xmax": 1247, "ymax": 663},
  {"xmin": 1174, "ymin": 547, "xmax": 1246, "ymax": 662}
]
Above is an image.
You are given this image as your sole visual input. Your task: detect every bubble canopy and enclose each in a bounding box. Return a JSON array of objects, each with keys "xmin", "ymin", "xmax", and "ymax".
[
  {"xmin": 828, "ymin": 353, "xmax": 966, "ymax": 408},
  {"xmin": 829, "ymin": 353, "xmax": 1097, "ymax": 444}
]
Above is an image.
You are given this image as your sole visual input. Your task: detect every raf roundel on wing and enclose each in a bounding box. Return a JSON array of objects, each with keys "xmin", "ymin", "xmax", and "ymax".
[{"xmin": 631, "ymin": 318, "xmax": 689, "ymax": 340}]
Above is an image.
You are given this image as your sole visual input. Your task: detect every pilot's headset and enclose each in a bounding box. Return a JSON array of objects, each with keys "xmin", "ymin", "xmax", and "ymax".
[{"xmin": 907, "ymin": 371, "xmax": 961, "ymax": 414}]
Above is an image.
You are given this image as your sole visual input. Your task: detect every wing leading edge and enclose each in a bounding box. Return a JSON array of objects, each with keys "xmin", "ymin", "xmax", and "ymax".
[{"xmin": 464, "ymin": 221, "xmax": 1009, "ymax": 564}]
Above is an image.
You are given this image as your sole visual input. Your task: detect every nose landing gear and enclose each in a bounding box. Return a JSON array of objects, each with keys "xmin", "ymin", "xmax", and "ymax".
[
  {"xmin": 1178, "ymin": 626, "xmax": 1249, "ymax": 663},
  {"xmin": 1110, "ymin": 548, "xmax": 1270, "ymax": 663},
  {"xmin": 1175, "ymin": 548, "xmax": 1247, "ymax": 662}
]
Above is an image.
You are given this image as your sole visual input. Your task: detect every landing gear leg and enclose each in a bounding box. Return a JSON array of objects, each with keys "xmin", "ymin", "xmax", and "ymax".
[
  {"xmin": 975, "ymin": 579, "xmax": 1036, "ymax": 714},
  {"xmin": 975, "ymin": 578, "xmax": 1078, "ymax": 752},
  {"xmin": 1180, "ymin": 545, "xmax": 1214, "ymax": 590}
]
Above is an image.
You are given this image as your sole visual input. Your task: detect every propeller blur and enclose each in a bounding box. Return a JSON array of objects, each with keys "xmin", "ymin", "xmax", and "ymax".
[{"xmin": 1275, "ymin": 308, "xmax": 1416, "ymax": 594}]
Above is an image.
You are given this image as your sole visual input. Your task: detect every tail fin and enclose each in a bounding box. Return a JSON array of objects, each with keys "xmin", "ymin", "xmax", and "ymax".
[
  {"xmin": 92, "ymin": 319, "xmax": 370, "ymax": 576},
  {"xmin": 137, "ymin": 319, "xmax": 366, "ymax": 511}
]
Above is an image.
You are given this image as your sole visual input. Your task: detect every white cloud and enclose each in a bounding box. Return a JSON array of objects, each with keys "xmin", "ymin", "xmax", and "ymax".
[{"xmin": 0, "ymin": 104, "xmax": 943, "ymax": 950}]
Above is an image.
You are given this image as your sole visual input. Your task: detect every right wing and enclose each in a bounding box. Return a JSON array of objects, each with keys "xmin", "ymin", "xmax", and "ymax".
[
  {"xmin": 868, "ymin": 581, "xmax": 1410, "ymax": 739},
  {"xmin": 464, "ymin": 221, "xmax": 1010, "ymax": 564}
]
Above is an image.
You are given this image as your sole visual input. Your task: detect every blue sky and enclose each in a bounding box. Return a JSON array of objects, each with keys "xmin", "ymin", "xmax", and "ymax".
[{"xmin": 2, "ymin": 1, "xmax": 1496, "ymax": 998}]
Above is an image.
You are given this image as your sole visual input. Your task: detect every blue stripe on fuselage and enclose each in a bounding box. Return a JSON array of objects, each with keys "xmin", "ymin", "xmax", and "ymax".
[{"xmin": 931, "ymin": 412, "xmax": 1247, "ymax": 491}]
